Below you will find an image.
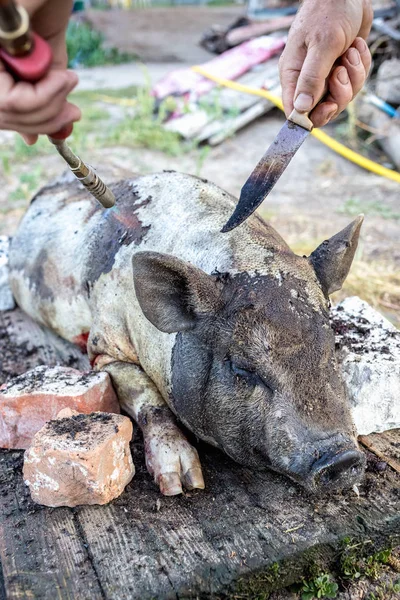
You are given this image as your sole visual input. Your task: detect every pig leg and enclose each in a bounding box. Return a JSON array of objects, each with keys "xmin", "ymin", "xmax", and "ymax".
[{"xmin": 103, "ymin": 361, "xmax": 205, "ymax": 496}]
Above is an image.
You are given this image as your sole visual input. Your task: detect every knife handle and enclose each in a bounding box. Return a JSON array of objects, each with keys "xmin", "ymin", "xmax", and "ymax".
[
  {"xmin": 288, "ymin": 108, "xmax": 314, "ymax": 131},
  {"xmin": 288, "ymin": 82, "xmax": 331, "ymax": 132}
]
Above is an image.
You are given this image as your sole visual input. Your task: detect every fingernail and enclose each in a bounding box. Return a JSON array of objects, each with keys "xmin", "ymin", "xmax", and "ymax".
[
  {"xmin": 348, "ymin": 48, "xmax": 360, "ymax": 66},
  {"xmin": 294, "ymin": 93, "xmax": 313, "ymax": 112},
  {"xmin": 337, "ymin": 68, "xmax": 349, "ymax": 85},
  {"xmin": 355, "ymin": 38, "xmax": 367, "ymax": 54},
  {"xmin": 325, "ymin": 108, "xmax": 337, "ymax": 124}
]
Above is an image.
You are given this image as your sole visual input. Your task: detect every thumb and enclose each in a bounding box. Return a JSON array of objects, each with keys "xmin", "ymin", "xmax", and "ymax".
[{"xmin": 293, "ymin": 45, "xmax": 337, "ymax": 113}]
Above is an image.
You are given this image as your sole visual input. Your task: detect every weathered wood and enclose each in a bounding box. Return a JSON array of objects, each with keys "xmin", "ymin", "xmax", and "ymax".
[
  {"xmin": 0, "ymin": 452, "xmax": 104, "ymax": 600},
  {"xmin": 0, "ymin": 308, "xmax": 90, "ymax": 384},
  {"xmin": 0, "ymin": 308, "xmax": 399, "ymax": 599},
  {"xmin": 359, "ymin": 430, "xmax": 400, "ymax": 473}
]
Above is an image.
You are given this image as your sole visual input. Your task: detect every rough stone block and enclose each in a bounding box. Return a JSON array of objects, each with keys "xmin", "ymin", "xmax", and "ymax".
[
  {"xmin": 0, "ymin": 236, "xmax": 15, "ymax": 312},
  {"xmin": 332, "ymin": 296, "xmax": 400, "ymax": 435},
  {"xmin": 376, "ymin": 58, "xmax": 400, "ymax": 105},
  {"xmin": 0, "ymin": 366, "xmax": 120, "ymax": 449},
  {"xmin": 23, "ymin": 410, "xmax": 135, "ymax": 507}
]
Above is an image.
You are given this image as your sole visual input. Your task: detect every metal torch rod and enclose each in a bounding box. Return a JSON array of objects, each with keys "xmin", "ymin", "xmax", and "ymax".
[{"xmin": 49, "ymin": 138, "xmax": 116, "ymax": 209}]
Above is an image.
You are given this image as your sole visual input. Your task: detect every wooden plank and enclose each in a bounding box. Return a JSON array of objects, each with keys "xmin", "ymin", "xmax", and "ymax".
[
  {"xmin": 0, "ymin": 308, "xmax": 98, "ymax": 599},
  {"xmin": 0, "ymin": 309, "xmax": 90, "ymax": 385},
  {"xmin": 208, "ymin": 96, "xmax": 277, "ymax": 146},
  {"xmin": 0, "ymin": 451, "xmax": 104, "ymax": 600},
  {"xmin": 74, "ymin": 436, "xmax": 400, "ymax": 599},
  {"xmin": 359, "ymin": 430, "xmax": 400, "ymax": 473}
]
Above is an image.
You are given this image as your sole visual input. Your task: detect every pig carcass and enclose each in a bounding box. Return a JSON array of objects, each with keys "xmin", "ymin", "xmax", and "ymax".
[{"xmin": 9, "ymin": 172, "xmax": 365, "ymax": 495}]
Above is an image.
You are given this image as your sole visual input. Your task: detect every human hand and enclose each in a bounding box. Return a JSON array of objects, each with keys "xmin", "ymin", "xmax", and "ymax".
[
  {"xmin": 279, "ymin": 0, "xmax": 373, "ymax": 127},
  {"xmin": 0, "ymin": 0, "xmax": 81, "ymax": 145}
]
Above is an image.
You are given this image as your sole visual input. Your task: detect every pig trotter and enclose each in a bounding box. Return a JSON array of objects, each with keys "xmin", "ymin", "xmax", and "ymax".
[
  {"xmin": 103, "ymin": 361, "xmax": 205, "ymax": 496},
  {"xmin": 143, "ymin": 419, "xmax": 204, "ymax": 495}
]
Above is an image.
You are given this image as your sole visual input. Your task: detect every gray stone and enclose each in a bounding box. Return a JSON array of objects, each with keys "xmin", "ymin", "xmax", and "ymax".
[
  {"xmin": 332, "ymin": 296, "xmax": 400, "ymax": 435},
  {"xmin": 370, "ymin": 107, "xmax": 400, "ymax": 170},
  {"xmin": 0, "ymin": 236, "xmax": 15, "ymax": 311},
  {"xmin": 376, "ymin": 58, "xmax": 400, "ymax": 106}
]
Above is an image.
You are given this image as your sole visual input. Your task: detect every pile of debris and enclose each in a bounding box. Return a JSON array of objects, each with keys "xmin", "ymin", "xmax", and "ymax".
[{"xmin": 152, "ymin": 0, "xmax": 400, "ymax": 170}]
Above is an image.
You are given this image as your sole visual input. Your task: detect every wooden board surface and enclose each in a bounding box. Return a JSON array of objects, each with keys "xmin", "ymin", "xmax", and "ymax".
[{"xmin": 0, "ymin": 308, "xmax": 399, "ymax": 600}]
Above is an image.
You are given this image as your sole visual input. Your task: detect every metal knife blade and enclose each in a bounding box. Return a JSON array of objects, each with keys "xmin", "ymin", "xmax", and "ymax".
[{"xmin": 222, "ymin": 112, "xmax": 313, "ymax": 233}]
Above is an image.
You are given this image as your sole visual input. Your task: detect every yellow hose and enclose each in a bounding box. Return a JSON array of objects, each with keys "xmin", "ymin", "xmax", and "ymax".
[{"xmin": 191, "ymin": 65, "xmax": 400, "ymax": 184}]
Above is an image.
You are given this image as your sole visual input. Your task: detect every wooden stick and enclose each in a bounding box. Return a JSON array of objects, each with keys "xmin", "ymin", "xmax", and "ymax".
[{"xmin": 358, "ymin": 435, "xmax": 400, "ymax": 474}]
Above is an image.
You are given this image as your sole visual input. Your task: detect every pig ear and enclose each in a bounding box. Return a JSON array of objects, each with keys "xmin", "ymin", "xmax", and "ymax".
[
  {"xmin": 309, "ymin": 215, "xmax": 363, "ymax": 296},
  {"xmin": 132, "ymin": 251, "xmax": 222, "ymax": 333}
]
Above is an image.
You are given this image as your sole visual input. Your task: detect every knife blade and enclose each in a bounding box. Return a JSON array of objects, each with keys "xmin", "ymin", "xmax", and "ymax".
[{"xmin": 222, "ymin": 108, "xmax": 314, "ymax": 233}]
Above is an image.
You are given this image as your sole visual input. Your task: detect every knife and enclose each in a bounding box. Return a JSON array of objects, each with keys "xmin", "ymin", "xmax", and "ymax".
[{"xmin": 221, "ymin": 107, "xmax": 314, "ymax": 233}]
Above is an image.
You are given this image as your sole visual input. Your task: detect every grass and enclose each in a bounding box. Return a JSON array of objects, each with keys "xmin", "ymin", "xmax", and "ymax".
[
  {"xmin": 339, "ymin": 539, "xmax": 398, "ymax": 584},
  {"xmin": 0, "ymin": 85, "xmax": 190, "ymax": 175},
  {"xmin": 298, "ymin": 573, "xmax": 338, "ymax": 599},
  {"xmin": 9, "ymin": 166, "xmax": 43, "ymax": 202},
  {"xmin": 338, "ymin": 197, "xmax": 400, "ymax": 221},
  {"xmin": 67, "ymin": 20, "xmax": 135, "ymax": 68}
]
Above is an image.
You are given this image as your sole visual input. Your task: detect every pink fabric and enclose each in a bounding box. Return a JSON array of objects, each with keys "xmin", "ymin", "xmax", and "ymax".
[{"xmin": 152, "ymin": 35, "xmax": 286, "ymax": 100}]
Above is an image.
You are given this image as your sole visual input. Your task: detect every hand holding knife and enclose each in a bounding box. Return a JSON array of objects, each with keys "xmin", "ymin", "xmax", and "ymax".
[{"xmin": 222, "ymin": 0, "xmax": 373, "ymax": 233}]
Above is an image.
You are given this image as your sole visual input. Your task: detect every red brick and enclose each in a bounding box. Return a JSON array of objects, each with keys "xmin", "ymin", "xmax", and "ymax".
[
  {"xmin": 24, "ymin": 410, "xmax": 134, "ymax": 507},
  {"xmin": 0, "ymin": 366, "xmax": 119, "ymax": 449}
]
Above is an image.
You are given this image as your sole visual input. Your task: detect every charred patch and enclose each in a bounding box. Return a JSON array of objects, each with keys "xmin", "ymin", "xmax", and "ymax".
[
  {"xmin": 25, "ymin": 248, "xmax": 55, "ymax": 302},
  {"xmin": 85, "ymin": 181, "xmax": 151, "ymax": 286},
  {"xmin": 137, "ymin": 406, "xmax": 173, "ymax": 430}
]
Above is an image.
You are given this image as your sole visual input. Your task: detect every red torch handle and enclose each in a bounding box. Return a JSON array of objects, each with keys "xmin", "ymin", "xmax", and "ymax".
[{"xmin": 0, "ymin": 29, "xmax": 73, "ymax": 140}]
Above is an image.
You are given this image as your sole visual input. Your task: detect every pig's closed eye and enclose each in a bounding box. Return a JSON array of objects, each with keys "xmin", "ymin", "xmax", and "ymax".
[
  {"xmin": 226, "ymin": 359, "xmax": 275, "ymax": 392},
  {"xmin": 228, "ymin": 361, "xmax": 261, "ymax": 387}
]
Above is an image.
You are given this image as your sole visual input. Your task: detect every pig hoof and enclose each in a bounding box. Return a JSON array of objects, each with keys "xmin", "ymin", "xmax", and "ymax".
[{"xmin": 144, "ymin": 426, "xmax": 205, "ymax": 496}]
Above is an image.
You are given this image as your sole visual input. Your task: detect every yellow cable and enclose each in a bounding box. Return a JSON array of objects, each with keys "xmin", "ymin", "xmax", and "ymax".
[{"xmin": 192, "ymin": 65, "xmax": 400, "ymax": 184}]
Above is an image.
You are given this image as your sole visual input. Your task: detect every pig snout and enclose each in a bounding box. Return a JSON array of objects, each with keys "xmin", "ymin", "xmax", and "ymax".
[
  {"xmin": 309, "ymin": 446, "xmax": 366, "ymax": 492},
  {"xmin": 281, "ymin": 432, "xmax": 366, "ymax": 493}
]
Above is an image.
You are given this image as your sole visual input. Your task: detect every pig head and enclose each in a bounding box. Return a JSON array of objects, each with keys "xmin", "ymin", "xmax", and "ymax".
[{"xmin": 132, "ymin": 216, "xmax": 365, "ymax": 493}]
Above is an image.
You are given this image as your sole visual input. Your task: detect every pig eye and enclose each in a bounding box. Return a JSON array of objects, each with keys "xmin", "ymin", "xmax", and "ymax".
[{"xmin": 227, "ymin": 360, "xmax": 260, "ymax": 387}]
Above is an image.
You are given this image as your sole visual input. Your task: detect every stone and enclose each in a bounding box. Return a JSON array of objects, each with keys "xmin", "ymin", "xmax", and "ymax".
[
  {"xmin": 23, "ymin": 410, "xmax": 135, "ymax": 507},
  {"xmin": 0, "ymin": 366, "xmax": 120, "ymax": 449},
  {"xmin": 332, "ymin": 296, "xmax": 400, "ymax": 435},
  {"xmin": 370, "ymin": 107, "xmax": 400, "ymax": 170},
  {"xmin": 0, "ymin": 236, "xmax": 15, "ymax": 311},
  {"xmin": 376, "ymin": 58, "xmax": 400, "ymax": 106}
]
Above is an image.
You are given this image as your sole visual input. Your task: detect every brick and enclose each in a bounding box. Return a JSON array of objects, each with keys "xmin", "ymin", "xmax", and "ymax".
[
  {"xmin": 24, "ymin": 411, "xmax": 134, "ymax": 507},
  {"xmin": 0, "ymin": 366, "xmax": 120, "ymax": 449}
]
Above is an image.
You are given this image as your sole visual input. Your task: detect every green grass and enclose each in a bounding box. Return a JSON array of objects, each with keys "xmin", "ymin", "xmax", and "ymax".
[
  {"xmin": 67, "ymin": 21, "xmax": 135, "ymax": 68},
  {"xmin": 0, "ymin": 85, "xmax": 189, "ymax": 176},
  {"xmin": 339, "ymin": 539, "xmax": 395, "ymax": 583},
  {"xmin": 338, "ymin": 197, "xmax": 400, "ymax": 220},
  {"xmin": 9, "ymin": 166, "xmax": 44, "ymax": 202},
  {"xmin": 299, "ymin": 573, "xmax": 338, "ymax": 600}
]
